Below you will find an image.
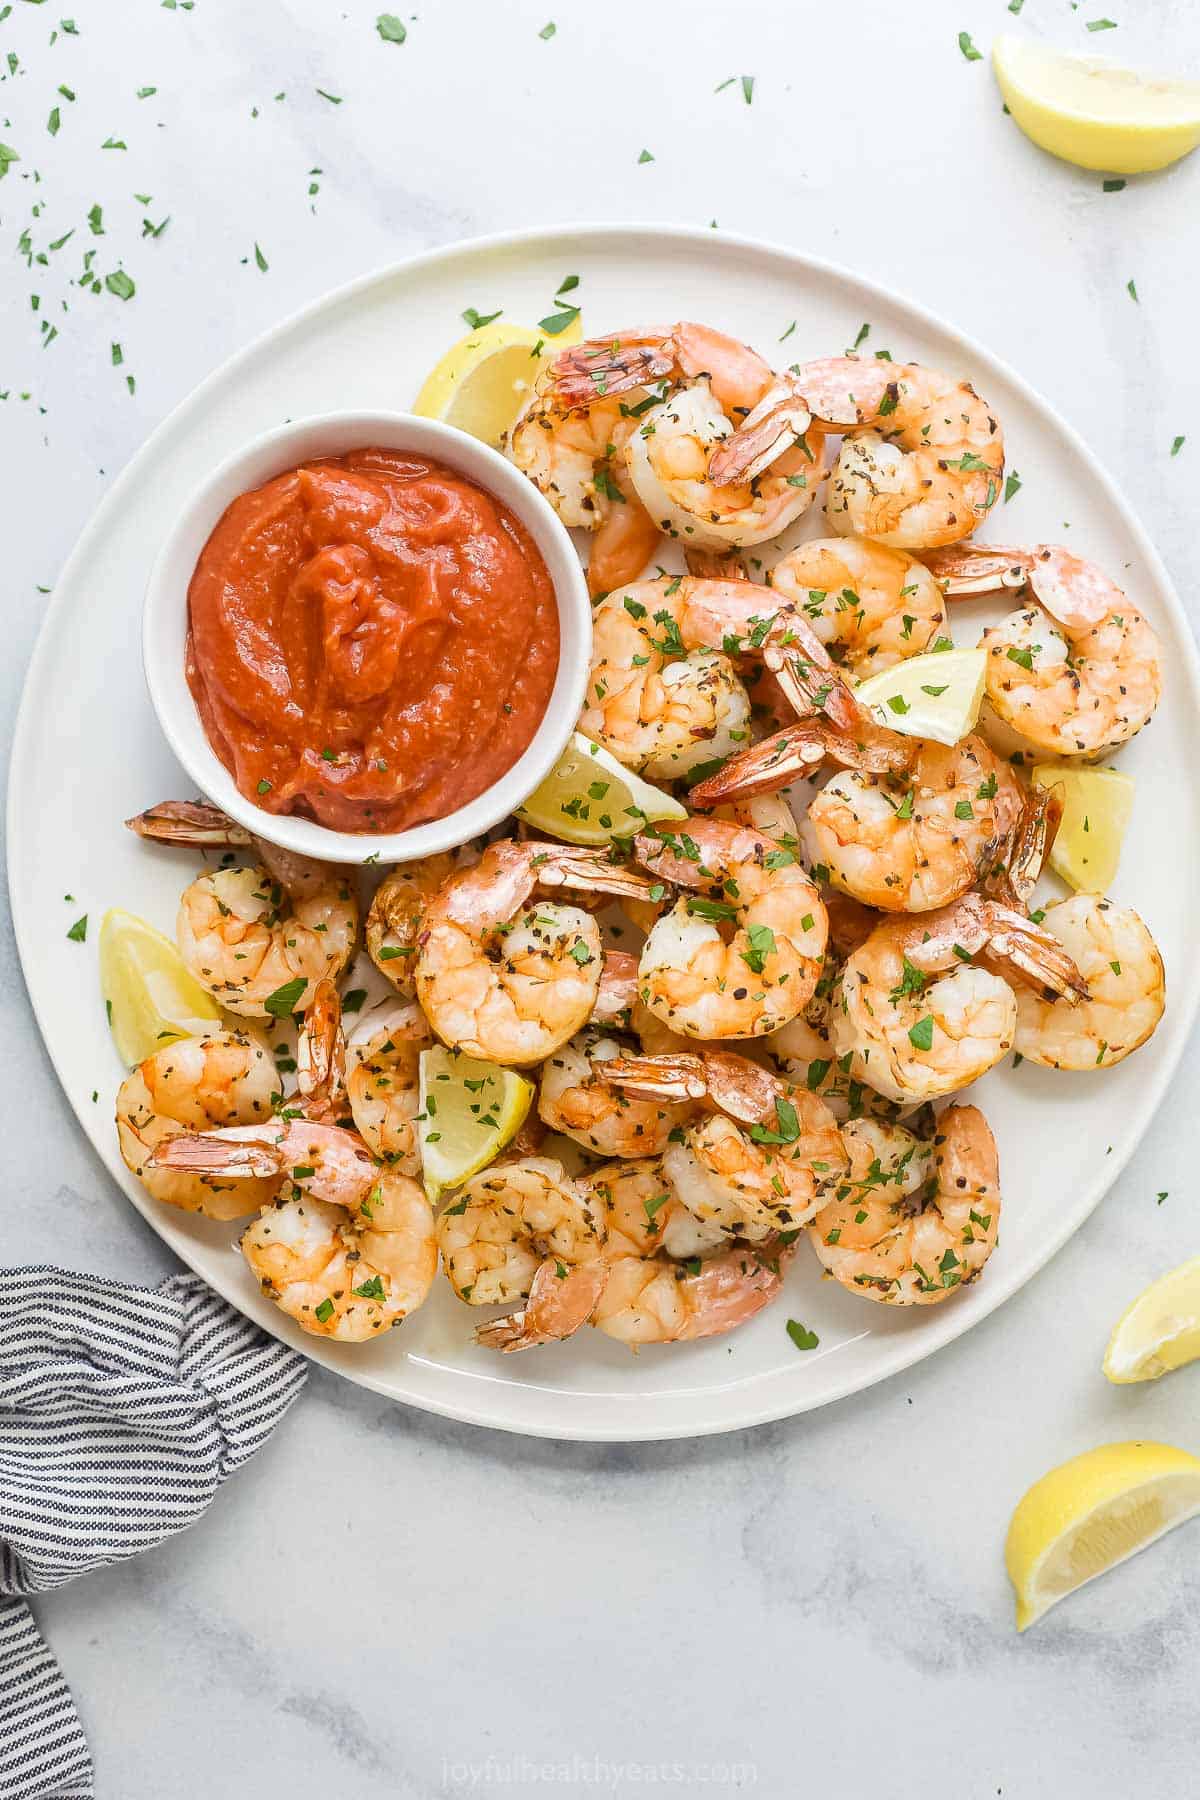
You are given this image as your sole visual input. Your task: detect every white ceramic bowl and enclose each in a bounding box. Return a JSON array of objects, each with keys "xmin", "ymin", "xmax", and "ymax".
[{"xmin": 142, "ymin": 410, "xmax": 591, "ymax": 865}]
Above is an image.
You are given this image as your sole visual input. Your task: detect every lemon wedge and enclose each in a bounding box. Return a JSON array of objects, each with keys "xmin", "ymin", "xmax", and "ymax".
[
  {"xmin": 99, "ymin": 907, "xmax": 222, "ymax": 1067},
  {"xmin": 516, "ymin": 731, "xmax": 688, "ymax": 846},
  {"xmin": 853, "ymin": 646, "xmax": 986, "ymax": 746},
  {"xmin": 412, "ymin": 315, "xmax": 582, "ymax": 446},
  {"xmin": 1031, "ymin": 763, "xmax": 1133, "ymax": 893},
  {"xmin": 417, "ymin": 1044, "xmax": 533, "ymax": 1201},
  {"xmin": 993, "ymin": 34, "xmax": 1200, "ymax": 174},
  {"xmin": 1005, "ymin": 1441, "xmax": 1200, "ymax": 1631},
  {"xmin": 1104, "ymin": 1259, "xmax": 1200, "ymax": 1384}
]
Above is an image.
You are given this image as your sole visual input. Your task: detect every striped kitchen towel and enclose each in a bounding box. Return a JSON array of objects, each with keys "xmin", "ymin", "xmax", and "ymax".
[{"xmin": 0, "ymin": 1268, "xmax": 307, "ymax": 1799}]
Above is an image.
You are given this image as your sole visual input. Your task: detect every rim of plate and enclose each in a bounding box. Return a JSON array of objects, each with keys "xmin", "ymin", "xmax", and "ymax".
[{"xmin": 9, "ymin": 221, "xmax": 1200, "ymax": 1441}]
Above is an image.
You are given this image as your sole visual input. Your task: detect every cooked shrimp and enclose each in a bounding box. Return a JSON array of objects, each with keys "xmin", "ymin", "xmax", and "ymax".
[
  {"xmin": 506, "ymin": 359, "xmax": 661, "ymax": 597},
  {"xmin": 1012, "ymin": 896, "xmax": 1164, "ymax": 1070},
  {"xmin": 365, "ymin": 855, "xmax": 460, "ymax": 997},
  {"xmin": 634, "ymin": 817, "xmax": 828, "ymax": 1037},
  {"xmin": 833, "ymin": 893, "xmax": 1088, "ymax": 1104},
  {"xmin": 126, "ymin": 801, "xmax": 359, "ymax": 1018},
  {"xmin": 240, "ymin": 1172, "xmax": 437, "ymax": 1341},
  {"xmin": 345, "ymin": 999, "xmax": 430, "ymax": 1168},
  {"xmin": 766, "ymin": 536, "xmax": 949, "ymax": 676},
  {"xmin": 925, "ymin": 544, "xmax": 1163, "ymax": 756},
  {"xmin": 149, "ymin": 1105, "xmax": 436, "ymax": 1339},
  {"xmin": 601, "ymin": 1049, "xmax": 848, "ymax": 1236},
  {"xmin": 809, "ymin": 1104, "xmax": 1000, "ymax": 1304},
  {"xmin": 590, "ymin": 1158, "xmax": 789, "ymax": 1346},
  {"xmin": 580, "ymin": 574, "xmax": 856, "ymax": 782},
  {"xmin": 804, "ymin": 735, "xmax": 1026, "ymax": 913},
  {"xmin": 116, "ymin": 1029, "xmax": 281, "ymax": 1220},
  {"xmin": 536, "ymin": 1026, "xmax": 695, "ymax": 1158},
  {"xmin": 714, "ymin": 358, "xmax": 1003, "ymax": 550},
  {"xmin": 439, "ymin": 1156, "xmax": 608, "ymax": 1351},
  {"xmin": 414, "ymin": 839, "xmax": 656, "ymax": 1065},
  {"xmin": 551, "ymin": 322, "xmax": 825, "ymax": 551}
]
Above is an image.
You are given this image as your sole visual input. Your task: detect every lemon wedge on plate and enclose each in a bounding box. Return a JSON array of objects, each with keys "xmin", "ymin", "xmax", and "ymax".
[
  {"xmin": 100, "ymin": 907, "xmax": 221, "ymax": 1067},
  {"xmin": 517, "ymin": 731, "xmax": 688, "ymax": 846},
  {"xmin": 993, "ymin": 34, "xmax": 1200, "ymax": 174},
  {"xmin": 853, "ymin": 647, "xmax": 986, "ymax": 746},
  {"xmin": 417, "ymin": 1044, "xmax": 533, "ymax": 1202},
  {"xmin": 413, "ymin": 315, "xmax": 582, "ymax": 446},
  {"xmin": 1005, "ymin": 1441, "xmax": 1200, "ymax": 1630},
  {"xmin": 1031, "ymin": 763, "xmax": 1134, "ymax": 893},
  {"xmin": 1104, "ymin": 1259, "xmax": 1200, "ymax": 1384}
]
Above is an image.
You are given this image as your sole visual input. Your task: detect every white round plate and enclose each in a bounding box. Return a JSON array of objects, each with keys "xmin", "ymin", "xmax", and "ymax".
[{"xmin": 10, "ymin": 224, "xmax": 1200, "ymax": 1441}]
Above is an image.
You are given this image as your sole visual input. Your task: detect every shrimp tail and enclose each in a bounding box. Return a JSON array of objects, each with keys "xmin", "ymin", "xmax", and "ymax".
[
  {"xmin": 788, "ymin": 356, "xmax": 894, "ymax": 427},
  {"xmin": 983, "ymin": 904, "xmax": 1091, "ymax": 1005},
  {"xmin": 296, "ymin": 977, "xmax": 346, "ymax": 1123},
  {"xmin": 473, "ymin": 1258, "xmax": 608, "ymax": 1353},
  {"xmin": 532, "ymin": 844, "xmax": 661, "ymax": 902},
  {"xmin": 549, "ymin": 330, "xmax": 676, "ymax": 410},
  {"xmin": 591, "ymin": 951, "xmax": 641, "ymax": 1024},
  {"xmin": 600, "ymin": 1049, "xmax": 783, "ymax": 1125},
  {"xmin": 689, "ymin": 715, "xmax": 910, "ymax": 809},
  {"xmin": 149, "ymin": 1132, "xmax": 287, "ymax": 1179},
  {"xmin": 688, "ymin": 726, "xmax": 829, "ymax": 806},
  {"xmin": 922, "ymin": 546, "xmax": 1032, "ymax": 597},
  {"xmin": 599, "ymin": 1052, "xmax": 712, "ymax": 1103},
  {"xmin": 758, "ymin": 614, "xmax": 862, "ymax": 736},
  {"xmin": 984, "ymin": 785, "xmax": 1063, "ymax": 911},
  {"xmin": 126, "ymin": 800, "xmax": 252, "ymax": 846},
  {"xmin": 126, "ymin": 800, "xmax": 345, "ymax": 902},
  {"xmin": 706, "ymin": 381, "xmax": 813, "ymax": 487}
]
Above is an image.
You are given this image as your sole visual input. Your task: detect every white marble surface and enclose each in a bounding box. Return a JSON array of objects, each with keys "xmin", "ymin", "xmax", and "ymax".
[{"xmin": 4, "ymin": 1, "xmax": 1200, "ymax": 1793}]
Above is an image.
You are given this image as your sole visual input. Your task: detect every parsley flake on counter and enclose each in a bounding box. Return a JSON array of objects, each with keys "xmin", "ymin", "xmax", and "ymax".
[
  {"xmin": 538, "ymin": 20, "xmax": 556, "ymax": 38},
  {"xmin": 376, "ymin": 12, "xmax": 406, "ymax": 42},
  {"xmin": 1102, "ymin": 177, "xmax": 1126, "ymax": 192},
  {"xmin": 462, "ymin": 305, "xmax": 502, "ymax": 329},
  {"xmin": 786, "ymin": 1319, "xmax": 819, "ymax": 1351},
  {"xmin": 66, "ymin": 914, "xmax": 87, "ymax": 942},
  {"xmin": 958, "ymin": 31, "xmax": 982, "ymax": 61},
  {"xmin": 105, "ymin": 268, "xmax": 135, "ymax": 299},
  {"xmin": 1171, "ymin": 435, "xmax": 1185, "ymax": 456},
  {"xmin": 254, "ymin": 241, "xmax": 268, "ymax": 271},
  {"xmin": 637, "ymin": 148, "xmax": 654, "ymax": 163}
]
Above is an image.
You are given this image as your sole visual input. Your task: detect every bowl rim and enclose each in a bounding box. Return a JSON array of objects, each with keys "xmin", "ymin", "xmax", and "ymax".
[{"xmin": 141, "ymin": 408, "xmax": 591, "ymax": 865}]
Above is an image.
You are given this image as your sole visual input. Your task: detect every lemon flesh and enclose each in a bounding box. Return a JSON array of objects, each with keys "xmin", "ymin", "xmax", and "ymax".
[
  {"xmin": 516, "ymin": 731, "xmax": 688, "ymax": 846},
  {"xmin": 417, "ymin": 1045, "xmax": 533, "ymax": 1201},
  {"xmin": 1104, "ymin": 1258, "xmax": 1200, "ymax": 1384},
  {"xmin": 1031, "ymin": 763, "xmax": 1133, "ymax": 893},
  {"xmin": 100, "ymin": 907, "xmax": 222, "ymax": 1067},
  {"xmin": 993, "ymin": 34, "xmax": 1200, "ymax": 174},
  {"xmin": 412, "ymin": 315, "xmax": 582, "ymax": 447},
  {"xmin": 853, "ymin": 647, "xmax": 986, "ymax": 746},
  {"xmin": 1005, "ymin": 1441, "xmax": 1200, "ymax": 1630}
]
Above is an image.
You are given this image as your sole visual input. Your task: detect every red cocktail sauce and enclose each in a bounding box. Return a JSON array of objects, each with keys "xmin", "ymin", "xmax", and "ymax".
[{"xmin": 186, "ymin": 449, "xmax": 560, "ymax": 833}]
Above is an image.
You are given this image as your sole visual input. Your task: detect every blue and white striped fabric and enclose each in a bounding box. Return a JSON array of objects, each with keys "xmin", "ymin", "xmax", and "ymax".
[{"xmin": 0, "ymin": 1268, "xmax": 307, "ymax": 1799}]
